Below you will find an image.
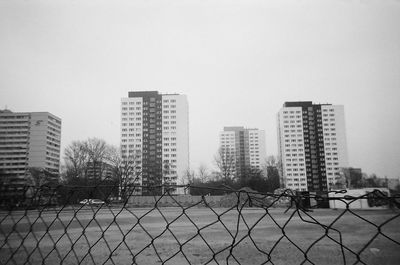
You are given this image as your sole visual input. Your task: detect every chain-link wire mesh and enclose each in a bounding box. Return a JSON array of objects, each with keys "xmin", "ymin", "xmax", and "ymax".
[{"xmin": 1, "ymin": 184, "xmax": 399, "ymax": 265}]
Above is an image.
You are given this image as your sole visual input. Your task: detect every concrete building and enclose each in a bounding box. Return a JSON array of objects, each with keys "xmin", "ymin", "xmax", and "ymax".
[
  {"xmin": 219, "ymin": 127, "xmax": 267, "ymax": 179},
  {"xmin": 0, "ymin": 109, "xmax": 62, "ymax": 185},
  {"xmin": 120, "ymin": 91, "xmax": 189, "ymax": 195},
  {"xmin": 277, "ymin": 102, "xmax": 348, "ymax": 192}
]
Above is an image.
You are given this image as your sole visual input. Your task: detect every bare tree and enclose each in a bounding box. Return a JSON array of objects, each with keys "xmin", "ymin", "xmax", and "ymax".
[
  {"xmin": 27, "ymin": 167, "xmax": 58, "ymax": 187},
  {"xmin": 84, "ymin": 138, "xmax": 110, "ymax": 184},
  {"xmin": 64, "ymin": 140, "xmax": 89, "ymax": 180},
  {"xmin": 214, "ymin": 147, "xmax": 236, "ymax": 181},
  {"xmin": 265, "ymin": 155, "xmax": 277, "ymax": 167},
  {"xmin": 259, "ymin": 155, "xmax": 282, "ymax": 191},
  {"xmin": 276, "ymin": 155, "xmax": 284, "ymax": 188},
  {"xmin": 197, "ymin": 164, "xmax": 209, "ymax": 183},
  {"xmin": 26, "ymin": 167, "xmax": 59, "ymax": 205},
  {"xmin": 332, "ymin": 174, "xmax": 347, "ymax": 190},
  {"xmin": 182, "ymin": 168, "xmax": 195, "ymax": 185},
  {"xmin": 63, "ymin": 138, "xmax": 113, "ymax": 185},
  {"xmin": 108, "ymin": 147, "xmax": 142, "ymax": 199}
]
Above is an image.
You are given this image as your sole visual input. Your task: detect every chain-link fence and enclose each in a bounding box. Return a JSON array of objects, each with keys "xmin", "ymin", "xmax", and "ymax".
[{"xmin": 1, "ymin": 184, "xmax": 399, "ymax": 265}]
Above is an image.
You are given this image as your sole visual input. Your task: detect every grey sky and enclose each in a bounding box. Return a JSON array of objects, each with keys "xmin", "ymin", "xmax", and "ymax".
[{"xmin": 1, "ymin": 0, "xmax": 399, "ymax": 178}]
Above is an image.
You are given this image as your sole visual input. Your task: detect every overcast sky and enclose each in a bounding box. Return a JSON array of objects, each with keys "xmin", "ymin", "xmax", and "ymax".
[{"xmin": 1, "ymin": 0, "xmax": 399, "ymax": 178}]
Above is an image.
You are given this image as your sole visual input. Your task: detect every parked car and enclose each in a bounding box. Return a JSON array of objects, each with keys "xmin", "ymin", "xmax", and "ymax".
[
  {"xmin": 109, "ymin": 196, "xmax": 123, "ymax": 204},
  {"xmin": 79, "ymin": 199, "xmax": 106, "ymax": 206}
]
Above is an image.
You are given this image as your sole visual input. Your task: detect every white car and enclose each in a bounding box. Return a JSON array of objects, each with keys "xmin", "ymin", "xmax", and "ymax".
[{"xmin": 79, "ymin": 199, "xmax": 106, "ymax": 206}]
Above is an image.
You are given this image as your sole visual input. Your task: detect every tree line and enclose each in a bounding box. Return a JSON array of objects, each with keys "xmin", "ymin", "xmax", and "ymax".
[
  {"xmin": 3, "ymin": 136, "xmax": 394, "ymax": 208},
  {"xmin": 9, "ymin": 138, "xmax": 281, "ymax": 201},
  {"xmin": 185, "ymin": 148, "xmax": 281, "ymax": 195}
]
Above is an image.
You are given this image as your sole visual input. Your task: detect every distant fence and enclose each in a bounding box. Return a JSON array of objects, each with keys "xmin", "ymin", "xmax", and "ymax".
[{"xmin": 0, "ymin": 184, "xmax": 400, "ymax": 265}]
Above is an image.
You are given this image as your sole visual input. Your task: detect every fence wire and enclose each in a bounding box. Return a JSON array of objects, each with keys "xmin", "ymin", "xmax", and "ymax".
[{"xmin": 0, "ymin": 184, "xmax": 399, "ymax": 265}]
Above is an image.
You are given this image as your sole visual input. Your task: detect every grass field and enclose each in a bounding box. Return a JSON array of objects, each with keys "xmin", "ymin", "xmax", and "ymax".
[{"xmin": 1, "ymin": 206, "xmax": 399, "ymax": 265}]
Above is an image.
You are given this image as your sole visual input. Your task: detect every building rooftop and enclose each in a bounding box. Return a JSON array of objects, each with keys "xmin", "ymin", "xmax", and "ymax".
[
  {"xmin": 0, "ymin": 110, "xmax": 61, "ymax": 120},
  {"xmin": 223, "ymin": 126, "xmax": 245, "ymax": 131},
  {"xmin": 223, "ymin": 126, "xmax": 261, "ymax": 132},
  {"xmin": 127, "ymin": 91, "xmax": 182, "ymax": 98},
  {"xmin": 283, "ymin": 101, "xmax": 332, "ymax": 107}
]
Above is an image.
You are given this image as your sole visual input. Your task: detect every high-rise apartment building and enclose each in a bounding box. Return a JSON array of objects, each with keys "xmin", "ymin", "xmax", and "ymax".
[
  {"xmin": 0, "ymin": 110, "xmax": 62, "ymax": 185},
  {"xmin": 219, "ymin": 127, "xmax": 266, "ymax": 178},
  {"xmin": 120, "ymin": 91, "xmax": 189, "ymax": 195},
  {"xmin": 277, "ymin": 102, "xmax": 348, "ymax": 192}
]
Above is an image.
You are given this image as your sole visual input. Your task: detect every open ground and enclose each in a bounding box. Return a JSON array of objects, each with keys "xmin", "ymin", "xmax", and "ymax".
[{"xmin": 1, "ymin": 206, "xmax": 399, "ymax": 265}]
